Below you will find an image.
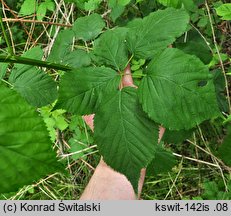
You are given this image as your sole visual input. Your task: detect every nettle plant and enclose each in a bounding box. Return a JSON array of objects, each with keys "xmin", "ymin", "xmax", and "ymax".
[{"xmin": 0, "ymin": 7, "xmax": 221, "ymax": 193}]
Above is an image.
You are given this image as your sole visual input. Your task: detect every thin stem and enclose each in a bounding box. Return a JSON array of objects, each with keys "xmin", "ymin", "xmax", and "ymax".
[
  {"xmin": 164, "ymin": 158, "xmax": 183, "ymax": 200},
  {"xmin": 0, "ymin": 9, "xmax": 13, "ymax": 55},
  {"xmin": 186, "ymin": 138, "xmax": 231, "ymax": 172},
  {"xmin": 1, "ymin": 2, "xmax": 15, "ymax": 54},
  {"xmin": 205, "ymin": 1, "xmax": 231, "ymax": 114},
  {"xmin": 173, "ymin": 152, "xmax": 219, "ymax": 167},
  {"xmin": 0, "ymin": 55, "xmax": 73, "ymax": 71},
  {"xmin": 1, "ymin": 78, "xmax": 13, "ymax": 87},
  {"xmin": 190, "ymin": 23, "xmax": 214, "ymax": 54},
  {"xmin": 2, "ymin": 18, "xmax": 72, "ymax": 27},
  {"xmin": 125, "ymin": 54, "xmax": 134, "ymax": 68},
  {"xmin": 1, "ymin": 0, "xmax": 36, "ymax": 44}
]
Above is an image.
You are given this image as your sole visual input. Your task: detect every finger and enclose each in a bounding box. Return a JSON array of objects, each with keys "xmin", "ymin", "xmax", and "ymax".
[
  {"xmin": 83, "ymin": 114, "xmax": 95, "ymax": 131},
  {"xmin": 158, "ymin": 126, "xmax": 165, "ymax": 143},
  {"xmin": 121, "ymin": 65, "xmax": 137, "ymax": 88},
  {"xmin": 138, "ymin": 168, "xmax": 146, "ymax": 199}
]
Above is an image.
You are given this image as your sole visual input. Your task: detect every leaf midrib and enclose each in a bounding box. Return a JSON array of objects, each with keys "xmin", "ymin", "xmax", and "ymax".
[{"xmin": 118, "ymin": 91, "xmax": 148, "ymax": 169}]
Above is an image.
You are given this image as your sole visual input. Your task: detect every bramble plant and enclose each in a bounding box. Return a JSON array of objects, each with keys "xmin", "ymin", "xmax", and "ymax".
[
  {"xmin": 19, "ymin": 0, "xmax": 55, "ymax": 21},
  {"xmin": 0, "ymin": 0, "xmax": 229, "ymax": 195},
  {"xmin": 54, "ymin": 8, "xmax": 220, "ymax": 191}
]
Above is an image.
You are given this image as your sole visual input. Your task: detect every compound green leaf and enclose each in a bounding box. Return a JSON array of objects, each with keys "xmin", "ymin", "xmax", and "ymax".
[
  {"xmin": 94, "ymin": 28, "xmax": 128, "ymax": 71},
  {"xmin": 181, "ymin": 0, "xmax": 197, "ymax": 12},
  {"xmin": 19, "ymin": 0, "xmax": 38, "ymax": 16},
  {"xmin": 147, "ymin": 143, "xmax": 177, "ymax": 175},
  {"xmin": 9, "ymin": 67, "xmax": 58, "ymax": 107},
  {"xmin": 175, "ymin": 30, "xmax": 212, "ymax": 64},
  {"xmin": 63, "ymin": 0, "xmax": 101, "ymax": 10},
  {"xmin": 56, "ymin": 66, "xmax": 120, "ymax": 114},
  {"xmin": 84, "ymin": 0, "xmax": 102, "ymax": 11},
  {"xmin": 108, "ymin": 0, "xmax": 125, "ymax": 22},
  {"xmin": 63, "ymin": 49, "xmax": 91, "ymax": 68},
  {"xmin": 21, "ymin": 46, "xmax": 43, "ymax": 60},
  {"xmin": 0, "ymin": 63, "xmax": 8, "ymax": 79},
  {"xmin": 9, "ymin": 47, "xmax": 58, "ymax": 107},
  {"xmin": 94, "ymin": 87, "xmax": 159, "ymax": 191},
  {"xmin": 72, "ymin": 13, "xmax": 105, "ymax": 41},
  {"xmin": 157, "ymin": 0, "xmax": 196, "ymax": 11},
  {"xmin": 37, "ymin": 3, "xmax": 47, "ymax": 21},
  {"xmin": 110, "ymin": 5, "xmax": 125, "ymax": 22},
  {"xmin": 126, "ymin": 8, "xmax": 189, "ymax": 59},
  {"xmin": 162, "ymin": 128, "xmax": 194, "ymax": 144},
  {"xmin": 48, "ymin": 30, "xmax": 91, "ymax": 68},
  {"xmin": 138, "ymin": 48, "xmax": 220, "ymax": 130},
  {"xmin": 217, "ymin": 126, "xmax": 231, "ymax": 166},
  {"xmin": 45, "ymin": 0, "xmax": 55, "ymax": 11},
  {"xmin": 213, "ymin": 69, "xmax": 229, "ymax": 113},
  {"xmin": 63, "ymin": 0, "xmax": 82, "ymax": 5},
  {"xmin": 117, "ymin": 0, "xmax": 131, "ymax": 6},
  {"xmin": 215, "ymin": 3, "xmax": 231, "ymax": 21},
  {"xmin": 157, "ymin": 0, "xmax": 181, "ymax": 8},
  {"xmin": 0, "ymin": 84, "xmax": 61, "ymax": 193},
  {"xmin": 47, "ymin": 29, "xmax": 75, "ymax": 64}
]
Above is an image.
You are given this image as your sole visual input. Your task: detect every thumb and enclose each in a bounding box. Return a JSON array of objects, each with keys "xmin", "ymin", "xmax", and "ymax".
[{"xmin": 121, "ymin": 65, "xmax": 137, "ymax": 88}]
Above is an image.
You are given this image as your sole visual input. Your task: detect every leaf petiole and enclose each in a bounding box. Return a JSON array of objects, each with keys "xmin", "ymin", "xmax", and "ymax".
[{"xmin": 124, "ymin": 54, "xmax": 134, "ymax": 68}]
